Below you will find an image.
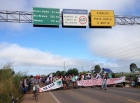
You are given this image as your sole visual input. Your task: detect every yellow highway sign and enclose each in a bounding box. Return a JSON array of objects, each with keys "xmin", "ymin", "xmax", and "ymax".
[{"xmin": 90, "ymin": 10, "xmax": 115, "ymax": 26}]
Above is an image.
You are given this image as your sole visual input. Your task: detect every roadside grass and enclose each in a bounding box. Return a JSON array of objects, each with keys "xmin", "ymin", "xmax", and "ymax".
[{"xmin": 0, "ymin": 63, "xmax": 26, "ymax": 103}]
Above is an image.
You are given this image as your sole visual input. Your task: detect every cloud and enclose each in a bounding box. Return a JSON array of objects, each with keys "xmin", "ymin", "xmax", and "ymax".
[
  {"xmin": 87, "ymin": 26, "xmax": 140, "ymax": 59},
  {"xmin": 0, "ymin": 43, "xmax": 121, "ymax": 74},
  {"xmin": 0, "ymin": 0, "xmax": 32, "ymax": 11},
  {"xmin": 0, "ymin": 43, "xmax": 80, "ymax": 74},
  {"xmin": 0, "ymin": 43, "xmax": 77, "ymax": 66},
  {"xmin": 85, "ymin": 26, "xmax": 140, "ymax": 72}
]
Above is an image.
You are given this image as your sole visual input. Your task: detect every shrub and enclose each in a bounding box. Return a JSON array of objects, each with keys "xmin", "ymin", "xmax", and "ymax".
[{"xmin": 0, "ymin": 63, "xmax": 26, "ymax": 103}]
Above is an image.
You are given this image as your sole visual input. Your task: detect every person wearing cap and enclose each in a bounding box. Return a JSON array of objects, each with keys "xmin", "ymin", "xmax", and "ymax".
[{"xmin": 33, "ymin": 76, "xmax": 40, "ymax": 95}]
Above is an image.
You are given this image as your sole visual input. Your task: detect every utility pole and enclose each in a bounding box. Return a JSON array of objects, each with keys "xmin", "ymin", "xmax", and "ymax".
[
  {"xmin": 64, "ymin": 61, "xmax": 65, "ymax": 74},
  {"xmin": 82, "ymin": 66, "xmax": 84, "ymax": 72}
]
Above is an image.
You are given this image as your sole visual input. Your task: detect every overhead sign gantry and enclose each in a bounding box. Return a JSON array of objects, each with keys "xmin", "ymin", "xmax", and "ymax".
[{"xmin": 0, "ymin": 9, "xmax": 140, "ymax": 26}]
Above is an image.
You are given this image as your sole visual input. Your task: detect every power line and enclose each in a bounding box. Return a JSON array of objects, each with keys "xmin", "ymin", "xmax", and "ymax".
[
  {"xmin": 73, "ymin": 51, "xmax": 140, "ymax": 70},
  {"xmin": 102, "ymin": 46, "xmax": 140, "ymax": 59},
  {"xmin": 114, "ymin": 51, "xmax": 140, "ymax": 60},
  {"xmin": 72, "ymin": 38, "xmax": 140, "ymax": 64},
  {"xmin": 79, "ymin": 41, "xmax": 140, "ymax": 64},
  {"xmin": 98, "ymin": 40, "xmax": 140, "ymax": 57}
]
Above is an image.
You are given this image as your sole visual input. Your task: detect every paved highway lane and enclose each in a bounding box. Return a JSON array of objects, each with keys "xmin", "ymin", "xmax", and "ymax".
[
  {"xmin": 51, "ymin": 87, "xmax": 140, "ymax": 103},
  {"xmin": 21, "ymin": 87, "xmax": 140, "ymax": 103}
]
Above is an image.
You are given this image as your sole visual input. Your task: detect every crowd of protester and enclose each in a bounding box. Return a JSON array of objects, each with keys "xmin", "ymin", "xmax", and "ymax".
[
  {"xmin": 19, "ymin": 72, "xmax": 140, "ymax": 94},
  {"xmin": 127, "ymin": 74, "xmax": 140, "ymax": 87}
]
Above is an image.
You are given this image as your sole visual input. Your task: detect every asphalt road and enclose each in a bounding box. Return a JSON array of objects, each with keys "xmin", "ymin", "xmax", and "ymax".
[{"xmin": 21, "ymin": 87, "xmax": 140, "ymax": 103}]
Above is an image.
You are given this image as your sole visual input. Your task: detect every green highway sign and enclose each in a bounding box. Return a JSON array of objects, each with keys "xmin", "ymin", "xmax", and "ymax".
[{"xmin": 33, "ymin": 7, "xmax": 60, "ymax": 26}]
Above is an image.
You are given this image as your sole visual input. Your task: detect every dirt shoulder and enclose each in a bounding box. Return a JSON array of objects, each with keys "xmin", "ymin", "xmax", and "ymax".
[{"xmin": 21, "ymin": 92, "xmax": 56, "ymax": 103}]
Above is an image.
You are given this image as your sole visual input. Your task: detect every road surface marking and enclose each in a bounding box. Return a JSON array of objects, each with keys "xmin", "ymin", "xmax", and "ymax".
[
  {"xmin": 49, "ymin": 92, "xmax": 61, "ymax": 103},
  {"xmin": 128, "ymin": 99, "xmax": 140, "ymax": 103}
]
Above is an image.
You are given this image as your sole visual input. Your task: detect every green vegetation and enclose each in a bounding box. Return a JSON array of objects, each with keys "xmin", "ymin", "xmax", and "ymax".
[
  {"xmin": 114, "ymin": 72, "xmax": 140, "ymax": 80},
  {"xmin": 94, "ymin": 65, "xmax": 101, "ymax": 73},
  {"xmin": 137, "ymin": 68, "xmax": 140, "ymax": 73},
  {"xmin": 53, "ymin": 68, "xmax": 79, "ymax": 76},
  {"xmin": 0, "ymin": 63, "xmax": 26, "ymax": 103},
  {"xmin": 130, "ymin": 63, "xmax": 138, "ymax": 73},
  {"xmin": 66, "ymin": 68, "xmax": 79, "ymax": 75}
]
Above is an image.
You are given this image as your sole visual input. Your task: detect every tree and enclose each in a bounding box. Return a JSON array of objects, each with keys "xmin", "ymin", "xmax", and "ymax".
[
  {"xmin": 52, "ymin": 72, "xmax": 56, "ymax": 76},
  {"xmin": 55, "ymin": 70, "xmax": 61, "ymax": 76},
  {"xmin": 61, "ymin": 71, "xmax": 65, "ymax": 75},
  {"xmin": 94, "ymin": 65, "xmax": 101, "ymax": 73},
  {"xmin": 67, "ymin": 68, "xmax": 79, "ymax": 75},
  {"xmin": 72, "ymin": 68, "xmax": 79, "ymax": 75},
  {"xmin": 66, "ymin": 69, "xmax": 72, "ymax": 75},
  {"xmin": 137, "ymin": 68, "xmax": 140, "ymax": 73},
  {"xmin": 130, "ymin": 63, "xmax": 138, "ymax": 73}
]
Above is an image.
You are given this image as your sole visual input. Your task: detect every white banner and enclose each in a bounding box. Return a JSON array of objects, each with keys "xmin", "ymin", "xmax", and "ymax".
[
  {"xmin": 39, "ymin": 79, "xmax": 63, "ymax": 92},
  {"xmin": 78, "ymin": 78, "xmax": 124, "ymax": 87}
]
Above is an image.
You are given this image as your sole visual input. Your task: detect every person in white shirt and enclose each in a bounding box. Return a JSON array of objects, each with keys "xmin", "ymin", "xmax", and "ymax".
[
  {"xmin": 95, "ymin": 72, "xmax": 101, "ymax": 79},
  {"xmin": 81, "ymin": 74, "xmax": 84, "ymax": 80},
  {"xmin": 121, "ymin": 73, "xmax": 126, "ymax": 87},
  {"xmin": 137, "ymin": 75, "xmax": 140, "ymax": 87},
  {"xmin": 46, "ymin": 76, "xmax": 50, "ymax": 85},
  {"xmin": 23, "ymin": 77, "xmax": 28, "ymax": 94}
]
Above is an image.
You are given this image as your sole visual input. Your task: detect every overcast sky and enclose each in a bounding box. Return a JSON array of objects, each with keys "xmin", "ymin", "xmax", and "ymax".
[{"xmin": 0, "ymin": 0, "xmax": 140, "ymax": 75}]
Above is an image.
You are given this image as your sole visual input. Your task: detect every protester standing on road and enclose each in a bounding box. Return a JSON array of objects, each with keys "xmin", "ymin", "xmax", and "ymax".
[
  {"xmin": 66, "ymin": 75, "xmax": 69, "ymax": 89},
  {"xmin": 137, "ymin": 75, "xmax": 140, "ymax": 87},
  {"xmin": 101, "ymin": 73, "xmax": 108, "ymax": 90},
  {"xmin": 121, "ymin": 73, "xmax": 126, "ymax": 87},
  {"xmin": 46, "ymin": 76, "xmax": 50, "ymax": 85},
  {"xmin": 72, "ymin": 74, "xmax": 77, "ymax": 88},
  {"xmin": 62, "ymin": 75, "xmax": 67, "ymax": 90},
  {"xmin": 23, "ymin": 77, "xmax": 28, "ymax": 94},
  {"xmin": 29, "ymin": 75, "xmax": 34, "ymax": 93}
]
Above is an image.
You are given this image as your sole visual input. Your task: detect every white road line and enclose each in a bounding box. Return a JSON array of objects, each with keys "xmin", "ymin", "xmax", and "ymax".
[{"xmin": 49, "ymin": 92, "xmax": 61, "ymax": 103}]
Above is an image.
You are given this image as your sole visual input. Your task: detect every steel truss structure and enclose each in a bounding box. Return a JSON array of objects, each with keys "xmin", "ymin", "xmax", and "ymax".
[
  {"xmin": 0, "ymin": 10, "xmax": 140, "ymax": 25},
  {"xmin": 0, "ymin": 10, "xmax": 32, "ymax": 23}
]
